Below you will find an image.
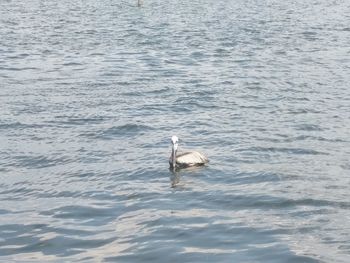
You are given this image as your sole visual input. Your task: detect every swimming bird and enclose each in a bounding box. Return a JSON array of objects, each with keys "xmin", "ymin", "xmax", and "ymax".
[{"xmin": 169, "ymin": 135, "xmax": 209, "ymax": 170}]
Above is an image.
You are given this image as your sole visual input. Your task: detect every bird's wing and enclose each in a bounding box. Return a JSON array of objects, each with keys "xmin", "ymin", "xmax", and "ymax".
[{"xmin": 176, "ymin": 151, "xmax": 208, "ymax": 165}]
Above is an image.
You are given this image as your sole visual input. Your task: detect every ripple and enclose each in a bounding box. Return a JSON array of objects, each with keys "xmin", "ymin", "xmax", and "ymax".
[
  {"xmin": 0, "ymin": 66, "xmax": 39, "ymax": 71},
  {"xmin": 41, "ymin": 205, "xmax": 119, "ymax": 220},
  {"xmin": 0, "ymin": 223, "xmax": 116, "ymax": 257},
  {"xmin": 211, "ymin": 194, "xmax": 350, "ymax": 210},
  {"xmin": 238, "ymin": 146, "xmax": 329, "ymax": 156},
  {"xmin": 96, "ymin": 124, "xmax": 154, "ymax": 139},
  {"xmin": 6, "ymin": 154, "xmax": 72, "ymax": 169},
  {"xmin": 0, "ymin": 122, "xmax": 46, "ymax": 130},
  {"xmin": 295, "ymin": 124, "xmax": 323, "ymax": 131}
]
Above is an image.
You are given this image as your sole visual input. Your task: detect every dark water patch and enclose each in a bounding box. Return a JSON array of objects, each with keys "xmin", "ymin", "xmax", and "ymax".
[
  {"xmin": 78, "ymin": 190, "xmax": 125, "ymax": 201},
  {"xmin": 174, "ymin": 98, "xmax": 219, "ymax": 110},
  {"xmin": 325, "ymin": 184, "xmax": 348, "ymax": 190},
  {"xmin": 142, "ymin": 86, "xmax": 171, "ymax": 95},
  {"xmin": 338, "ymin": 244, "xmax": 350, "ymax": 253},
  {"xmin": 117, "ymin": 91, "xmax": 140, "ymax": 98},
  {"xmin": 261, "ymin": 134, "xmax": 347, "ymax": 144},
  {"xmin": 239, "ymin": 103, "xmax": 267, "ymax": 110},
  {"xmin": 293, "ymin": 135, "xmax": 345, "ymax": 143},
  {"xmin": 3, "ymin": 53, "xmax": 30, "ymax": 59},
  {"xmin": 190, "ymin": 51, "xmax": 207, "ymax": 59},
  {"xmin": 7, "ymin": 154, "xmax": 72, "ymax": 169},
  {"xmin": 190, "ymin": 89, "xmax": 217, "ymax": 97},
  {"xmin": 0, "ymin": 167, "xmax": 9, "ymax": 173},
  {"xmin": 341, "ymin": 164, "xmax": 350, "ymax": 170},
  {"xmin": 107, "ymin": 220, "xmax": 320, "ymax": 263},
  {"xmin": 295, "ymin": 124, "xmax": 323, "ymax": 131},
  {"xmin": 76, "ymin": 148, "xmax": 115, "ymax": 165},
  {"xmin": 0, "ymin": 122, "xmax": 47, "ymax": 130},
  {"xmin": 96, "ymin": 124, "xmax": 154, "ymax": 140},
  {"xmin": 0, "ymin": 231, "xmax": 116, "ymax": 257},
  {"xmin": 238, "ymin": 146, "xmax": 328, "ymax": 156},
  {"xmin": 0, "ymin": 66, "xmax": 39, "ymax": 71},
  {"xmin": 62, "ymin": 62, "xmax": 84, "ymax": 67},
  {"xmin": 47, "ymin": 115, "xmax": 108, "ymax": 126},
  {"xmin": 301, "ymin": 31, "xmax": 318, "ymax": 41},
  {"xmin": 0, "ymin": 209, "xmax": 11, "ymax": 215},
  {"xmin": 289, "ymin": 208, "xmax": 334, "ymax": 218},
  {"xmin": 229, "ymin": 171, "xmax": 283, "ymax": 185},
  {"xmin": 0, "ymin": 223, "xmax": 43, "ymax": 234},
  {"xmin": 211, "ymin": 194, "xmax": 350, "ymax": 210},
  {"xmin": 0, "ymin": 224, "xmax": 45, "ymax": 254},
  {"xmin": 0, "ymin": 223, "xmax": 99, "ymax": 253},
  {"xmin": 0, "ymin": 186, "xmax": 38, "ymax": 199},
  {"xmin": 139, "ymin": 104, "xmax": 169, "ymax": 113},
  {"xmin": 41, "ymin": 205, "xmax": 121, "ymax": 221},
  {"xmin": 37, "ymin": 190, "xmax": 80, "ymax": 199},
  {"xmin": 67, "ymin": 170, "xmax": 100, "ymax": 179},
  {"xmin": 213, "ymin": 47, "xmax": 231, "ymax": 56},
  {"xmin": 49, "ymin": 226, "xmax": 95, "ymax": 238},
  {"xmin": 285, "ymin": 108, "xmax": 311, "ymax": 114}
]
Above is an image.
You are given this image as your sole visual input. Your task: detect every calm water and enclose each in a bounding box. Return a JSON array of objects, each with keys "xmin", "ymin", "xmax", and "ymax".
[{"xmin": 1, "ymin": 0, "xmax": 350, "ymax": 262}]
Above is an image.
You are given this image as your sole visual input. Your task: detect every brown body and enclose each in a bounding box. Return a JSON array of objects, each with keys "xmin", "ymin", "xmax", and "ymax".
[{"xmin": 169, "ymin": 150, "xmax": 209, "ymax": 169}]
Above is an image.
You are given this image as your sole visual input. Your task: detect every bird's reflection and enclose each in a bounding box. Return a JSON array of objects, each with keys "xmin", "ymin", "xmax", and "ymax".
[
  {"xmin": 169, "ymin": 165, "xmax": 206, "ymax": 188},
  {"xmin": 169, "ymin": 168, "xmax": 181, "ymax": 188}
]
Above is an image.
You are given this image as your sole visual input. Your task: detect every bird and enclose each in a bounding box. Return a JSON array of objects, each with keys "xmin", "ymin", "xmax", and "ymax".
[{"xmin": 169, "ymin": 135, "xmax": 209, "ymax": 170}]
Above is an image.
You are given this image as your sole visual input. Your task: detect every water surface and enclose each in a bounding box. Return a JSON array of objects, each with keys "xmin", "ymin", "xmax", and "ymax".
[{"xmin": 1, "ymin": 0, "xmax": 350, "ymax": 262}]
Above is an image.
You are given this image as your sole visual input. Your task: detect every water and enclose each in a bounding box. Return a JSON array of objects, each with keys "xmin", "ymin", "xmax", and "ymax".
[{"xmin": 1, "ymin": 0, "xmax": 350, "ymax": 261}]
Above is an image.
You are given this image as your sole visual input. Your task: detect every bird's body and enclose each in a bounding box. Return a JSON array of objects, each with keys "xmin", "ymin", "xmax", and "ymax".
[
  {"xmin": 169, "ymin": 151, "xmax": 209, "ymax": 168},
  {"xmin": 169, "ymin": 136, "xmax": 208, "ymax": 170}
]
